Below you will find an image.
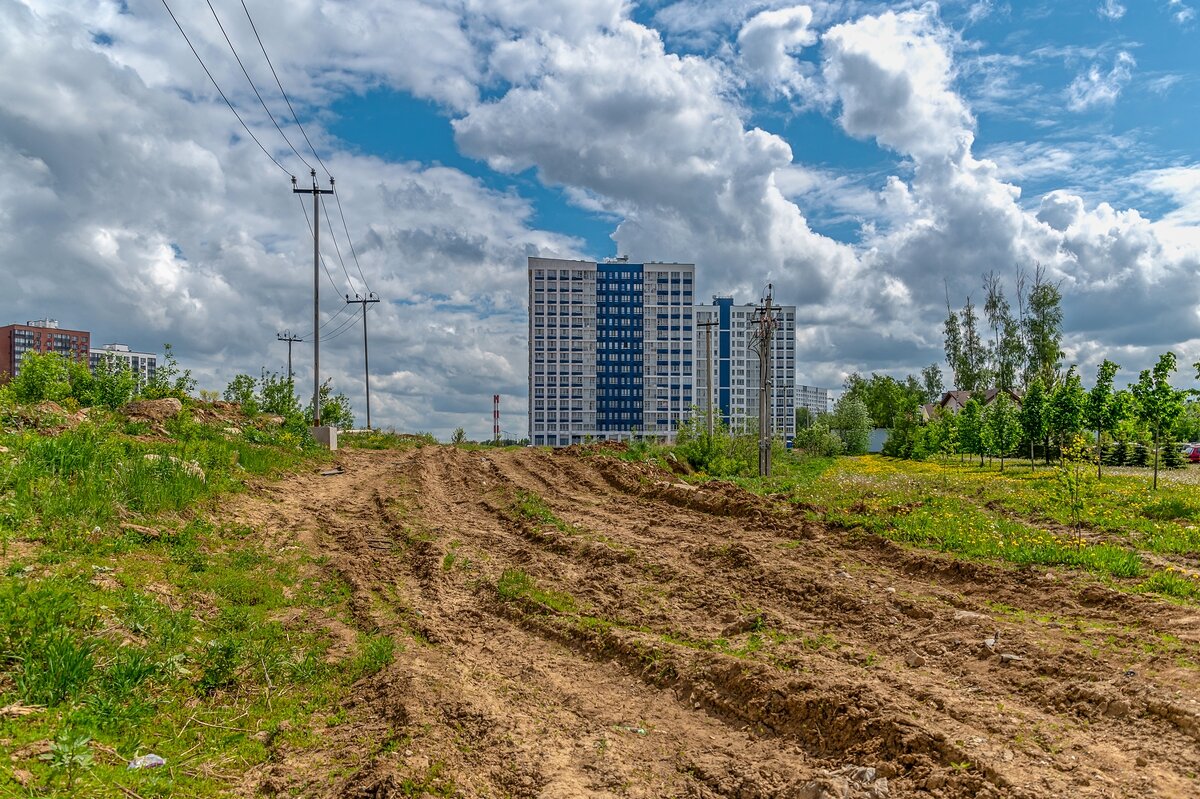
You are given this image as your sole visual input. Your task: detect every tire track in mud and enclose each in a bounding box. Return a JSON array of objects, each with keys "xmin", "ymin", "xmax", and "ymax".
[
  {"xmin": 439, "ymin": 447, "xmax": 1200, "ymax": 798},
  {"xmin": 230, "ymin": 446, "xmax": 1200, "ymax": 799}
]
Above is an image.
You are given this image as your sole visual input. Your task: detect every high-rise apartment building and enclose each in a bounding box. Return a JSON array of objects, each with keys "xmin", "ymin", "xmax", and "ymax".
[
  {"xmin": 89, "ymin": 343, "xmax": 157, "ymax": 387},
  {"xmin": 795, "ymin": 384, "xmax": 831, "ymax": 420},
  {"xmin": 694, "ymin": 298, "xmax": 796, "ymax": 443},
  {"xmin": 528, "ymin": 257, "xmax": 695, "ymax": 447},
  {"xmin": 0, "ymin": 319, "xmax": 91, "ymax": 380}
]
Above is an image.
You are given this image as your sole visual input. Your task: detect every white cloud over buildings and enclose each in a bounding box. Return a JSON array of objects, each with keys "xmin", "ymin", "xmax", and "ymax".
[{"xmin": 0, "ymin": 0, "xmax": 1196, "ymax": 437}]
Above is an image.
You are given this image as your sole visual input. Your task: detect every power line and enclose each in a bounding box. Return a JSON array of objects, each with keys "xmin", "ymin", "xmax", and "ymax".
[
  {"xmin": 204, "ymin": 0, "xmax": 312, "ymax": 173},
  {"xmin": 240, "ymin": 0, "xmax": 332, "ymax": 178},
  {"xmin": 332, "ymin": 183, "xmax": 371, "ymax": 294},
  {"xmin": 294, "ymin": 303, "xmax": 353, "ymax": 341},
  {"xmin": 322, "ymin": 306, "xmax": 364, "ymax": 341},
  {"xmin": 320, "ymin": 193, "xmax": 358, "ymax": 295},
  {"xmin": 158, "ymin": 0, "xmax": 292, "ymax": 178},
  {"xmin": 238, "ymin": 0, "xmax": 374, "ymax": 296},
  {"xmin": 297, "ymin": 193, "xmax": 350, "ymax": 297}
]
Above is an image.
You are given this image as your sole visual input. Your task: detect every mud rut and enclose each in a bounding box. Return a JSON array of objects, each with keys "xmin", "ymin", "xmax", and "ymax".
[{"xmin": 229, "ymin": 447, "xmax": 1200, "ymax": 799}]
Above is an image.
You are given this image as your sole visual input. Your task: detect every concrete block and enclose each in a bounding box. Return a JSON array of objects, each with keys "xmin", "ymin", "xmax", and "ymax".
[{"xmin": 311, "ymin": 425, "xmax": 338, "ymax": 450}]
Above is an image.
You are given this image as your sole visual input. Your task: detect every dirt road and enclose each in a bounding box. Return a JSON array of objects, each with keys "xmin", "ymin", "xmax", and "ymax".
[{"xmin": 227, "ymin": 446, "xmax": 1200, "ymax": 798}]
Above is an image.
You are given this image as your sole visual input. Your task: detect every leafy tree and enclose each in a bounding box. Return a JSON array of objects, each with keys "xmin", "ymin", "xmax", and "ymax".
[
  {"xmin": 1048, "ymin": 367, "xmax": 1086, "ymax": 461},
  {"xmin": 142, "ymin": 344, "xmax": 195, "ymax": 400},
  {"xmin": 1023, "ymin": 264, "xmax": 1064, "ymax": 389},
  {"xmin": 1084, "ymin": 360, "xmax": 1122, "ymax": 479},
  {"xmin": 841, "ymin": 372, "xmax": 923, "ymax": 430},
  {"xmin": 1019, "ymin": 377, "xmax": 1049, "ymax": 469},
  {"xmin": 259, "ymin": 371, "xmax": 301, "ymax": 419},
  {"xmin": 983, "ymin": 272, "xmax": 1025, "ymax": 392},
  {"xmin": 959, "ymin": 297, "xmax": 989, "ymax": 392},
  {"xmin": 793, "ymin": 416, "xmax": 844, "ymax": 457},
  {"xmin": 958, "ymin": 398, "xmax": 984, "ymax": 465},
  {"xmin": 8, "ymin": 351, "xmax": 73, "ymax": 404},
  {"xmin": 451, "ymin": 427, "xmax": 467, "ymax": 445},
  {"xmin": 223, "ymin": 374, "xmax": 260, "ymax": 415},
  {"xmin": 831, "ymin": 395, "xmax": 872, "ymax": 455},
  {"xmin": 74, "ymin": 356, "xmax": 136, "ymax": 409},
  {"xmin": 920, "ymin": 363, "xmax": 944, "ymax": 404},
  {"xmin": 305, "ymin": 379, "xmax": 355, "ymax": 429},
  {"xmin": 943, "ymin": 301, "xmax": 964, "ymax": 390},
  {"xmin": 1130, "ymin": 352, "xmax": 1187, "ymax": 490},
  {"xmin": 982, "ymin": 393, "xmax": 1021, "ymax": 471},
  {"xmin": 1174, "ymin": 401, "xmax": 1200, "ymax": 443}
]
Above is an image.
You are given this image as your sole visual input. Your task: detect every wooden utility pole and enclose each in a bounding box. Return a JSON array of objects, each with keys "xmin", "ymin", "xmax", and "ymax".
[
  {"xmin": 752, "ymin": 286, "xmax": 778, "ymax": 477},
  {"xmin": 276, "ymin": 331, "xmax": 302, "ymax": 380},
  {"xmin": 698, "ymin": 319, "xmax": 719, "ymax": 438},
  {"xmin": 345, "ymin": 292, "xmax": 381, "ymax": 430},
  {"xmin": 293, "ymin": 169, "xmax": 333, "ymax": 426}
]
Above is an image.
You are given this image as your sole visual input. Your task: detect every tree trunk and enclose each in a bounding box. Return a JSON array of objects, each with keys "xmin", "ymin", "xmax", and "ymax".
[
  {"xmin": 1029, "ymin": 440, "xmax": 1035, "ymax": 471},
  {"xmin": 1000, "ymin": 454, "xmax": 1005, "ymax": 472},
  {"xmin": 1096, "ymin": 428, "xmax": 1102, "ymax": 480}
]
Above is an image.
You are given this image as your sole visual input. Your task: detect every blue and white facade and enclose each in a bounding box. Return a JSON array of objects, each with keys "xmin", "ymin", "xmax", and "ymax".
[
  {"xmin": 694, "ymin": 298, "xmax": 796, "ymax": 443},
  {"xmin": 529, "ymin": 257, "xmax": 695, "ymax": 447}
]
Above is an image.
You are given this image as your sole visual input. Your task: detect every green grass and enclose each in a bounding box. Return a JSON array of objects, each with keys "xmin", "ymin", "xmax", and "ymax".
[
  {"xmin": 495, "ymin": 568, "xmax": 578, "ymax": 613},
  {"xmin": 0, "ymin": 408, "xmax": 377, "ymax": 797},
  {"xmin": 509, "ymin": 491, "xmax": 576, "ymax": 534},
  {"xmin": 339, "ymin": 430, "xmax": 437, "ymax": 449},
  {"xmin": 624, "ymin": 445, "xmax": 1200, "ymax": 604}
]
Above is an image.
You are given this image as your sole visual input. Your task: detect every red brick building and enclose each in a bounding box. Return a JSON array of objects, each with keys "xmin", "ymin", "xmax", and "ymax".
[{"xmin": 0, "ymin": 320, "xmax": 91, "ymax": 381}]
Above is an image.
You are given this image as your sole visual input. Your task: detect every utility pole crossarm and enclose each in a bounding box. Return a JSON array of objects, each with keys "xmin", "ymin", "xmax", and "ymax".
[{"xmin": 276, "ymin": 330, "xmax": 302, "ymax": 381}]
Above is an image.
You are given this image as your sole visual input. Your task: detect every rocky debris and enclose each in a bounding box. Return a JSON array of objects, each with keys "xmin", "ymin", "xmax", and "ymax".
[
  {"xmin": 796, "ymin": 765, "xmax": 889, "ymax": 798},
  {"xmin": 8, "ymin": 401, "xmax": 87, "ymax": 431},
  {"xmin": 143, "ymin": 453, "xmax": 205, "ymax": 481},
  {"xmin": 123, "ymin": 398, "xmax": 183, "ymax": 424},
  {"xmin": 999, "ymin": 653, "xmax": 1023, "ymax": 665},
  {"xmin": 260, "ymin": 415, "xmax": 286, "ymax": 426},
  {"xmin": 224, "ymin": 426, "xmax": 242, "ymax": 436},
  {"xmin": 953, "ymin": 610, "xmax": 989, "ymax": 622},
  {"xmin": 905, "ymin": 652, "xmax": 927, "ymax": 668}
]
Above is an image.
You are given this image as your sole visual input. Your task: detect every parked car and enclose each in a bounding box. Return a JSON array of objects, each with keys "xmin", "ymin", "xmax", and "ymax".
[{"xmin": 1181, "ymin": 443, "xmax": 1200, "ymax": 463}]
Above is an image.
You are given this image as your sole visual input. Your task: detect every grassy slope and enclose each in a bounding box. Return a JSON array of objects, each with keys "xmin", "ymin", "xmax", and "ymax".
[{"xmin": 0, "ymin": 409, "xmax": 397, "ymax": 797}]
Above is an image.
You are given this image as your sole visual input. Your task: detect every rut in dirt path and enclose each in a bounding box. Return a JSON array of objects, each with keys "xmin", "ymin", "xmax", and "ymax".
[{"xmin": 235, "ymin": 446, "xmax": 1200, "ymax": 799}]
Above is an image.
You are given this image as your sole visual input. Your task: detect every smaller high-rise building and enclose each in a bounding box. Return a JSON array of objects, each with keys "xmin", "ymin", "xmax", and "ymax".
[
  {"xmin": 795, "ymin": 384, "xmax": 831, "ymax": 421},
  {"xmin": 0, "ymin": 319, "xmax": 91, "ymax": 380},
  {"xmin": 90, "ymin": 343, "xmax": 157, "ymax": 387},
  {"xmin": 694, "ymin": 297, "xmax": 796, "ymax": 443}
]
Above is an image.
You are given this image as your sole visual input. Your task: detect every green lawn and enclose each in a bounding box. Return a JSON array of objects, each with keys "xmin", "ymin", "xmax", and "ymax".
[
  {"xmin": 693, "ymin": 453, "xmax": 1200, "ymax": 602},
  {"xmin": 0, "ymin": 410, "xmax": 401, "ymax": 797}
]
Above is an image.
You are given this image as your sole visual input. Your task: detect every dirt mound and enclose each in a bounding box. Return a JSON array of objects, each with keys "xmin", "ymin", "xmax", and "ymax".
[
  {"xmin": 219, "ymin": 445, "xmax": 1200, "ymax": 798},
  {"xmin": 122, "ymin": 397, "xmax": 183, "ymax": 423}
]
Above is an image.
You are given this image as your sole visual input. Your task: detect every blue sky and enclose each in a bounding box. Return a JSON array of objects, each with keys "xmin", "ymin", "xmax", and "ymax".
[{"xmin": 1, "ymin": 0, "xmax": 1198, "ymax": 436}]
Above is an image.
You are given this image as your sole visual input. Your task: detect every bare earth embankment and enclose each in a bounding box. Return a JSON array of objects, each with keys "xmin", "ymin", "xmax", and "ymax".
[{"xmin": 226, "ymin": 445, "xmax": 1200, "ymax": 798}]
